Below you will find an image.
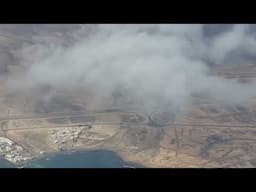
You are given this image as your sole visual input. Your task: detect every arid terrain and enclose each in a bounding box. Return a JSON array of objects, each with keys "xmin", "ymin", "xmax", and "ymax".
[
  {"xmin": 1, "ymin": 24, "xmax": 256, "ymax": 168},
  {"xmin": 2, "ymin": 91, "xmax": 256, "ymax": 167}
]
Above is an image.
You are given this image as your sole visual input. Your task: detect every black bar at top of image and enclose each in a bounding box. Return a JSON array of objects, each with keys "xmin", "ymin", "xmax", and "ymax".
[{"xmin": 0, "ymin": 1, "xmax": 256, "ymax": 23}]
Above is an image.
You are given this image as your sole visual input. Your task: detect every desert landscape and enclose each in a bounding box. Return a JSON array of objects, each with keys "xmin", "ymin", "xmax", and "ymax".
[{"xmin": 1, "ymin": 24, "xmax": 256, "ymax": 167}]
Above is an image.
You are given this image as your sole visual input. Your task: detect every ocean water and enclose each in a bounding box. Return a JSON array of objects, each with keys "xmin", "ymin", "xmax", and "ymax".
[
  {"xmin": 21, "ymin": 150, "xmax": 144, "ymax": 168},
  {"xmin": 0, "ymin": 157, "xmax": 15, "ymax": 168}
]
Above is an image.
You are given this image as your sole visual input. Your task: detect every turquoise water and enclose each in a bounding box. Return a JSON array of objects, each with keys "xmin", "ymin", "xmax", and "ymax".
[{"xmin": 19, "ymin": 150, "xmax": 144, "ymax": 168}]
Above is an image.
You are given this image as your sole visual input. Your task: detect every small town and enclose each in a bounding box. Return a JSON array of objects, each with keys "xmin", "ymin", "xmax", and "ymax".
[{"xmin": 0, "ymin": 137, "xmax": 33, "ymax": 164}]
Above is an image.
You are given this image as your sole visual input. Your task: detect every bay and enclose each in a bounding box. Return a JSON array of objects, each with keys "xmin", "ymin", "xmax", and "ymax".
[{"xmin": 23, "ymin": 150, "xmax": 144, "ymax": 168}]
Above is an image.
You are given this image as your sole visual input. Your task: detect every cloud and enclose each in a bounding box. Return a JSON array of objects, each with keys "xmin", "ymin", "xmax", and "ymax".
[{"xmin": 6, "ymin": 24, "xmax": 256, "ymax": 113}]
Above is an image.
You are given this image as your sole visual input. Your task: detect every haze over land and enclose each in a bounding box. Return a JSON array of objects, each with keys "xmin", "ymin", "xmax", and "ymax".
[
  {"xmin": 5, "ymin": 24, "xmax": 256, "ymax": 115},
  {"xmin": 2, "ymin": 24, "xmax": 256, "ymax": 167}
]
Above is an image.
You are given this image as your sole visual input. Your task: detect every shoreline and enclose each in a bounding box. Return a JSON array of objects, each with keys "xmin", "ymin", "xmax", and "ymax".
[{"xmin": 2, "ymin": 148, "xmax": 145, "ymax": 168}]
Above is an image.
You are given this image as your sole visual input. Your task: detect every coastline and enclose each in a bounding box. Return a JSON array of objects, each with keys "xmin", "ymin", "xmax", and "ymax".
[{"xmin": 3, "ymin": 148, "xmax": 145, "ymax": 168}]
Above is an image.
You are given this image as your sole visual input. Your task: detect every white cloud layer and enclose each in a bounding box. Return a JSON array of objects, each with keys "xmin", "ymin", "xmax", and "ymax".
[{"xmin": 6, "ymin": 24, "xmax": 256, "ymax": 113}]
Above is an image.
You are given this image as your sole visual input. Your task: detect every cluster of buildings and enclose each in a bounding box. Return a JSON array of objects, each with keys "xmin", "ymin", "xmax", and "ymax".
[
  {"xmin": 0, "ymin": 137, "xmax": 33, "ymax": 164},
  {"xmin": 48, "ymin": 126, "xmax": 87, "ymax": 145}
]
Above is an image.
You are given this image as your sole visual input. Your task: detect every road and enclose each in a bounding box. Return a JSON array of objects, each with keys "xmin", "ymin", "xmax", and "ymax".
[{"xmin": 1, "ymin": 107, "xmax": 256, "ymax": 131}]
